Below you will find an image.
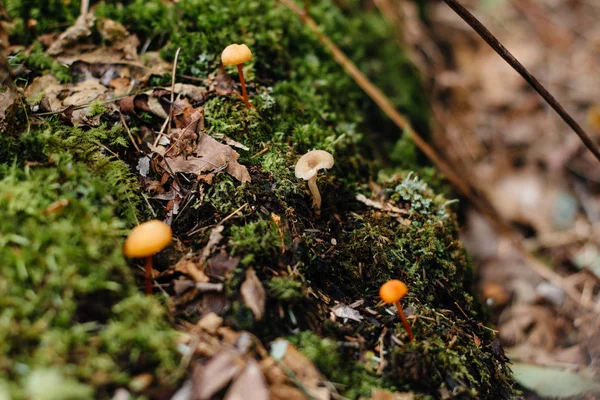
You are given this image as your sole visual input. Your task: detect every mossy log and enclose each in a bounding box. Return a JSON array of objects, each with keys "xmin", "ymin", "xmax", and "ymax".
[{"xmin": 1, "ymin": 0, "xmax": 515, "ymax": 398}]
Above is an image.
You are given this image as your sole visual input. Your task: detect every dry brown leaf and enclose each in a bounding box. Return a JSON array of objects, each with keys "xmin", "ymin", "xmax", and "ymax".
[
  {"xmin": 152, "ymin": 133, "xmax": 251, "ymax": 183},
  {"xmin": 369, "ymin": 390, "xmax": 414, "ymax": 400},
  {"xmin": 196, "ymin": 312, "xmax": 223, "ymax": 335},
  {"xmin": 25, "ymin": 75, "xmax": 64, "ymax": 111},
  {"xmin": 240, "ymin": 268, "xmax": 266, "ymax": 321},
  {"xmin": 200, "ymin": 225, "xmax": 224, "ymax": 264},
  {"xmin": 174, "ymin": 257, "xmax": 209, "ymax": 283},
  {"xmin": 222, "ymin": 136, "xmax": 249, "ymax": 151},
  {"xmin": 210, "ymin": 66, "xmax": 236, "ymax": 96},
  {"xmin": 0, "ymin": 86, "xmax": 18, "ymax": 119},
  {"xmin": 192, "ymin": 350, "xmax": 243, "ymax": 400},
  {"xmin": 207, "ymin": 250, "xmax": 240, "ymax": 280},
  {"xmin": 109, "ymin": 77, "xmax": 131, "ymax": 96},
  {"xmin": 96, "ymin": 18, "xmax": 139, "ymax": 60},
  {"xmin": 224, "ymin": 359, "xmax": 269, "ymax": 400},
  {"xmin": 172, "ymin": 83, "xmax": 208, "ymax": 102},
  {"xmin": 275, "ymin": 341, "xmax": 330, "ymax": 400},
  {"xmin": 47, "ymin": 14, "xmax": 95, "ymax": 56},
  {"xmin": 331, "ymin": 303, "xmax": 363, "ymax": 322},
  {"xmin": 269, "ymin": 384, "xmax": 306, "ymax": 400}
]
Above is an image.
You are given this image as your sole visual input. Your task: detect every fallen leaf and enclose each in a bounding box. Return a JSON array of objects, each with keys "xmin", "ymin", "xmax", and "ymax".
[
  {"xmin": 269, "ymin": 384, "xmax": 306, "ymax": 400},
  {"xmin": 241, "ymin": 268, "xmax": 266, "ymax": 321},
  {"xmin": 152, "ymin": 133, "xmax": 251, "ymax": 183},
  {"xmin": 222, "ymin": 136, "xmax": 249, "ymax": 151},
  {"xmin": 369, "ymin": 390, "xmax": 414, "ymax": 400},
  {"xmin": 207, "ymin": 250, "xmax": 240, "ymax": 280},
  {"xmin": 512, "ymin": 363, "xmax": 600, "ymax": 398},
  {"xmin": 0, "ymin": 87, "xmax": 18, "ymax": 120},
  {"xmin": 47, "ymin": 14, "xmax": 95, "ymax": 56},
  {"xmin": 200, "ymin": 225, "xmax": 224, "ymax": 264},
  {"xmin": 192, "ymin": 350, "xmax": 243, "ymax": 400},
  {"xmin": 196, "ymin": 312, "xmax": 223, "ymax": 335},
  {"xmin": 210, "ymin": 66, "xmax": 236, "ymax": 96},
  {"xmin": 270, "ymin": 339, "xmax": 330, "ymax": 400},
  {"xmin": 331, "ymin": 303, "xmax": 363, "ymax": 322},
  {"xmin": 174, "ymin": 257, "xmax": 209, "ymax": 283},
  {"xmin": 224, "ymin": 359, "xmax": 269, "ymax": 400}
]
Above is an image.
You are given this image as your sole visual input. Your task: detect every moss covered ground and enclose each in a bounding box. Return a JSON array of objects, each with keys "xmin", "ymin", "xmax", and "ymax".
[{"xmin": 2, "ymin": 0, "xmax": 516, "ymax": 398}]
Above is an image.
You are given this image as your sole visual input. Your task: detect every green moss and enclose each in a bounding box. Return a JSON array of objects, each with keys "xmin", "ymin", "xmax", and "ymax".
[
  {"xmin": 229, "ymin": 219, "xmax": 280, "ymax": 263},
  {"xmin": 11, "ymin": 42, "xmax": 71, "ymax": 82},
  {"xmin": 0, "ymin": 160, "xmax": 180, "ymax": 397},
  {"xmin": 289, "ymin": 331, "xmax": 388, "ymax": 399},
  {"xmin": 267, "ymin": 277, "xmax": 305, "ymax": 302}
]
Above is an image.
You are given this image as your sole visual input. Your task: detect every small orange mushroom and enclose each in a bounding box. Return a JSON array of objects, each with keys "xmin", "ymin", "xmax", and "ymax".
[
  {"xmin": 124, "ymin": 220, "xmax": 172, "ymax": 295},
  {"xmin": 380, "ymin": 279, "xmax": 413, "ymax": 342},
  {"xmin": 221, "ymin": 43, "xmax": 253, "ymax": 108}
]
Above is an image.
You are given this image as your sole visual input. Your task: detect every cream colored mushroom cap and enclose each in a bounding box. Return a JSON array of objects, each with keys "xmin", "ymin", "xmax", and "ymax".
[
  {"xmin": 124, "ymin": 220, "xmax": 173, "ymax": 258},
  {"xmin": 294, "ymin": 150, "xmax": 334, "ymax": 180},
  {"xmin": 221, "ymin": 44, "xmax": 253, "ymax": 66}
]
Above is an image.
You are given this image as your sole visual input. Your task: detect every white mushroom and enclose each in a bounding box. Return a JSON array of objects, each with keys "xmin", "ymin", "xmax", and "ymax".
[{"xmin": 295, "ymin": 150, "xmax": 334, "ymax": 212}]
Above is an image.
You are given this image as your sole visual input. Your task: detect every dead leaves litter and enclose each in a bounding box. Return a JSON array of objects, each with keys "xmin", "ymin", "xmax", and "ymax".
[
  {"xmin": 241, "ymin": 268, "xmax": 266, "ymax": 321},
  {"xmin": 152, "ymin": 133, "xmax": 251, "ymax": 183}
]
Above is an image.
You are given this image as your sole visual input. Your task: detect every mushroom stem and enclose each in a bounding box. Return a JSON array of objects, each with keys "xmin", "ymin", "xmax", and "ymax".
[
  {"xmin": 237, "ymin": 64, "xmax": 251, "ymax": 108},
  {"xmin": 394, "ymin": 301, "xmax": 414, "ymax": 342},
  {"xmin": 307, "ymin": 176, "xmax": 321, "ymax": 211},
  {"xmin": 144, "ymin": 256, "xmax": 153, "ymax": 295}
]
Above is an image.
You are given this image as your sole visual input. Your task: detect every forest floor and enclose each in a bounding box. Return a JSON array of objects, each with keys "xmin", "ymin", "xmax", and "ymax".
[{"xmin": 2, "ymin": 0, "xmax": 599, "ymax": 399}]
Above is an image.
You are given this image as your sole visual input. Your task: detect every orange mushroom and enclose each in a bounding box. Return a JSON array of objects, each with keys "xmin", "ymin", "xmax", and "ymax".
[
  {"xmin": 380, "ymin": 279, "xmax": 413, "ymax": 342},
  {"xmin": 124, "ymin": 220, "xmax": 172, "ymax": 295},
  {"xmin": 221, "ymin": 43, "xmax": 253, "ymax": 108}
]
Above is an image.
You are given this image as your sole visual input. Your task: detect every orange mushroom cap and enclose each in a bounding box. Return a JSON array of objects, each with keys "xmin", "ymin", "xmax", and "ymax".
[
  {"xmin": 221, "ymin": 44, "xmax": 253, "ymax": 66},
  {"xmin": 123, "ymin": 220, "xmax": 172, "ymax": 258},
  {"xmin": 379, "ymin": 280, "xmax": 408, "ymax": 304}
]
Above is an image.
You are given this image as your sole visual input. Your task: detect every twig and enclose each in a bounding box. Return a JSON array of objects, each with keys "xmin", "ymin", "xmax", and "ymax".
[
  {"xmin": 119, "ymin": 111, "xmax": 141, "ymax": 153},
  {"xmin": 441, "ymin": 0, "xmax": 600, "ymax": 164},
  {"xmin": 187, "ymin": 203, "xmax": 248, "ymax": 236},
  {"xmin": 153, "ymin": 47, "xmax": 181, "ymax": 147},
  {"xmin": 80, "ymin": 0, "xmax": 90, "ymax": 16}
]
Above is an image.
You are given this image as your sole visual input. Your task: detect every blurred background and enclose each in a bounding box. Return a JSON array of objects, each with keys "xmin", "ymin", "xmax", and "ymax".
[{"xmin": 384, "ymin": 0, "xmax": 600, "ymax": 397}]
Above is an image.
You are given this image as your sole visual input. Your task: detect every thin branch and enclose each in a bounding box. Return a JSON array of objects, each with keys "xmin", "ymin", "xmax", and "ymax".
[
  {"xmin": 80, "ymin": 0, "xmax": 90, "ymax": 17},
  {"xmin": 119, "ymin": 111, "xmax": 142, "ymax": 154},
  {"xmin": 153, "ymin": 47, "xmax": 181, "ymax": 147},
  {"xmin": 441, "ymin": 0, "xmax": 600, "ymax": 163}
]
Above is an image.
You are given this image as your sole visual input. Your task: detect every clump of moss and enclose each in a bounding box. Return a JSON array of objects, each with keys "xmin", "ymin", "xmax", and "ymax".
[
  {"xmin": 0, "ymin": 119, "xmax": 181, "ymax": 396},
  {"xmin": 10, "ymin": 42, "xmax": 71, "ymax": 82},
  {"xmin": 267, "ymin": 277, "xmax": 305, "ymax": 302},
  {"xmin": 289, "ymin": 331, "xmax": 388, "ymax": 399},
  {"xmin": 0, "ymin": 161, "xmax": 180, "ymax": 397}
]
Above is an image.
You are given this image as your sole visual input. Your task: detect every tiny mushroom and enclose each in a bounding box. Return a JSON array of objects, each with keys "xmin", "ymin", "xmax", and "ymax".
[
  {"xmin": 295, "ymin": 150, "xmax": 334, "ymax": 213},
  {"xmin": 380, "ymin": 279, "xmax": 414, "ymax": 342},
  {"xmin": 124, "ymin": 220, "xmax": 173, "ymax": 295},
  {"xmin": 221, "ymin": 43, "xmax": 253, "ymax": 108}
]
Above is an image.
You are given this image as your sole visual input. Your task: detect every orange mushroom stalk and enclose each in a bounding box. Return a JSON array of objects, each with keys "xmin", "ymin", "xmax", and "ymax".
[
  {"xmin": 124, "ymin": 220, "xmax": 173, "ymax": 295},
  {"xmin": 380, "ymin": 279, "xmax": 413, "ymax": 342},
  {"xmin": 221, "ymin": 44, "xmax": 253, "ymax": 108}
]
